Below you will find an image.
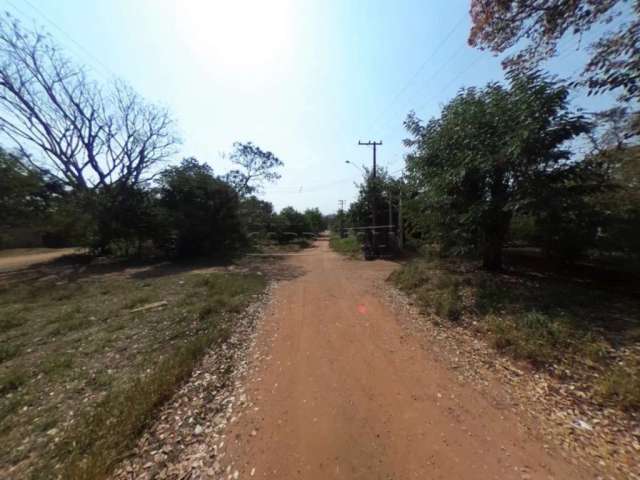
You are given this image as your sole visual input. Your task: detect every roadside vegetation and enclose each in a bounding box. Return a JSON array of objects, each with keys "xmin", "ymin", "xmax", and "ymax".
[
  {"xmin": 0, "ymin": 268, "xmax": 266, "ymax": 479},
  {"xmin": 391, "ymin": 255, "xmax": 640, "ymax": 411},
  {"xmin": 373, "ymin": 2, "xmax": 640, "ymax": 416},
  {"xmin": 329, "ymin": 235, "xmax": 361, "ymax": 258}
]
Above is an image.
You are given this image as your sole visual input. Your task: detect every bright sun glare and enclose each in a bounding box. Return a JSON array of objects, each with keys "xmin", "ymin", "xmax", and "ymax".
[{"xmin": 176, "ymin": 0, "xmax": 294, "ymax": 76}]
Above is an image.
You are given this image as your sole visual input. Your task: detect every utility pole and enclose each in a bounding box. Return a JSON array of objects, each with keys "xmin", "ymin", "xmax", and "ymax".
[
  {"xmin": 398, "ymin": 194, "xmax": 404, "ymax": 249},
  {"xmin": 358, "ymin": 140, "xmax": 382, "ymax": 178},
  {"xmin": 358, "ymin": 140, "xmax": 382, "ymax": 256},
  {"xmin": 388, "ymin": 190, "xmax": 393, "ymax": 230},
  {"xmin": 338, "ymin": 200, "xmax": 345, "ymax": 238}
]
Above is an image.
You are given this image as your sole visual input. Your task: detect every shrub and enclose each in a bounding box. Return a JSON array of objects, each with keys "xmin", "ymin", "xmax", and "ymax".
[
  {"xmin": 157, "ymin": 158, "xmax": 245, "ymax": 258},
  {"xmin": 329, "ymin": 235, "xmax": 361, "ymax": 257},
  {"xmin": 434, "ymin": 284, "xmax": 463, "ymax": 321},
  {"xmin": 391, "ymin": 260, "xmax": 463, "ymax": 321}
]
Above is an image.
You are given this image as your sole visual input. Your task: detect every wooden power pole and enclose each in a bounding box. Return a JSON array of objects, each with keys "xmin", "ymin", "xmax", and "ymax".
[
  {"xmin": 358, "ymin": 140, "xmax": 382, "ymax": 178},
  {"xmin": 358, "ymin": 140, "xmax": 382, "ymax": 255}
]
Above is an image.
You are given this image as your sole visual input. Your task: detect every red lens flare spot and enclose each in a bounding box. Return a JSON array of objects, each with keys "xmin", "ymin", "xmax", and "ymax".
[{"xmin": 357, "ymin": 304, "xmax": 368, "ymax": 315}]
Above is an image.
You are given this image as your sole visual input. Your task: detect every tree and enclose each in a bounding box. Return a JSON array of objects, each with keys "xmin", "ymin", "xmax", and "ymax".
[
  {"xmin": 0, "ymin": 147, "xmax": 60, "ymax": 228},
  {"xmin": 468, "ymin": 0, "xmax": 640, "ymax": 103},
  {"xmin": 158, "ymin": 158, "xmax": 244, "ymax": 257},
  {"xmin": 303, "ymin": 208, "xmax": 327, "ymax": 234},
  {"xmin": 223, "ymin": 142, "xmax": 283, "ymax": 196},
  {"xmin": 84, "ymin": 184, "xmax": 159, "ymax": 255},
  {"xmin": 240, "ymin": 195, "xmax": 275, "ymax": 236},
  {"xmin": 404, "ymin": 72, "xmax": 590, "ymax": 270},
  {"xmin": 0, "ymin": 15, "xmax": 179, "ymax": 190},
  {"xmin": 277, "ymin": 207, "xmax": 310, "ymax": 237},
  {"xmin": 349, "ymin": 167, "xmax": 402, "ymax": 229}
]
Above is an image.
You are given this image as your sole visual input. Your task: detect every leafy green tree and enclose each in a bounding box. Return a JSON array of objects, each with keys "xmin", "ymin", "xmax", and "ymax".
[
  {"xmin": 268, "ymin": 206, "xmax": 314, "ymax": 242},
  {"xmin": 240, "ymin": 196, "xmax": 275, "ymax": 236},
  {"xmin": 158, "ymin": 158, "xmax": 244, "ymax": 257},
  {"xmin": 349, "ymin": 167, "xmax": 402, "ymax": 229},
  {"xmin": 468, "ymin": 0, "xmax": 640, "ymax": 103},
  {"xmin": 84, "ymin": 185, "xmax": 160, "ymax": 256},
  {"xmin": 303, "ymin": 208, "xmax": 327, "ymax": 233},
  {"xmin": 404, "ymin": 72, "xmax": 590, "ymax": 270},
  {"xmin": 0, "ymin": 148, "xmax": 59, "ymax": 228}
]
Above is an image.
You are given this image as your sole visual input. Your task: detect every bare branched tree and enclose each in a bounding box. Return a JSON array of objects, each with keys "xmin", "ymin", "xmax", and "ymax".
[
  {"xmin": 224, "ymin": 141, "xmax": 283, "ymax": 196},
  {"xmin": 0, "ymin": 14, "xmax": 179, "ymax": 190}
]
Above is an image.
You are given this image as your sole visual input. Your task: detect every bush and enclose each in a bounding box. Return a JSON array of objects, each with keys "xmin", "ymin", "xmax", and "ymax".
[
  {"xmin": 391, "ymin": 259, "xmax": 463, "ymax": 321},
  {"xmin": 157, "ymin": 158, "xmax": 245, "ymax": 258},
  {"xmin": 85, "ymin": 186, "xmax": 160, "ymax": 256},
  {"xmin": 434, "ymin": 284, "xmax": 463, "ymax": 321},
  {"xmin": 329, "ymin": 235, "xmax": 361, "ymax": 257}
]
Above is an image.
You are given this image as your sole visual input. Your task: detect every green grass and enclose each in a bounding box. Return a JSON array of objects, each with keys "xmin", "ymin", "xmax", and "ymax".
[
  {"xmin": 487, "ymin": 312, "xmax": 607, "ymax": 366},
  {"xmin": 596, "ymin": 360, "xmax": 640, "ymax": 411},
  {"xmin": 0, "ymin": 268, "xmax": 266, "ymax": 479},
  {"xmin": 329, "ymin": 235, "xmax": 361, "ymax": 257},
  {"xmin": 0, "ymin": 368, "xmax": 27, "ymax": 395},
  {"xmin": 390, "ymin": 257, "xmax": 640, "ymax": 411},
  {"xmin": 390, "ymin": 259, "xmax": 463, "ymax": 321}
]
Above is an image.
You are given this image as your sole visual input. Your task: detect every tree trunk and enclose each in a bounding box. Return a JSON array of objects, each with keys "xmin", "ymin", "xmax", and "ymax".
[
  {"xmin": 482, "ymin": 167, "xmax": 511, "ymax": 271},
  {"xmin": 481, "ymin": 210, "xmax": 512, "ymax": 271}
]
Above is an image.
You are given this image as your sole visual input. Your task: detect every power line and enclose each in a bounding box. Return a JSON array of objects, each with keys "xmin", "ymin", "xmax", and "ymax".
[
  {"xmin": 4, "ymin": 0, "xmax": 118, "ymax": 80},
  {"xmin": 413, "ymin": 54, "xmax": 485, "ymax": 115},
  {"xmin": 366, "ymin": 14, "xmax": 467, "ymax": 134},
  {"xmin": 264, "ymin": 176, "xmax": 357, "ymax": 194},
  {"xmin": 372, "ymin": 41, "xmax": 470, "ymax": 139}
]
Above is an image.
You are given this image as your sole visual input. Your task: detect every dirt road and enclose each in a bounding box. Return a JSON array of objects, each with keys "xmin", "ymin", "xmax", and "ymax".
[
  {"xmin": 222, "ymin": 240, "xmax": 589, "ymax": 479},
  {"xmin": 0, "ymin": 248, "xmax": 78, "ymax": 273}
]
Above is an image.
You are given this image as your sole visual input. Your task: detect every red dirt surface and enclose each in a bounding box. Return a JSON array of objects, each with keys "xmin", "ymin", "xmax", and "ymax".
[
  {"xmin": 0, "ymin": 248, "xmax": 78, "ymax": 273},
  {"xmin": 222, "ymin": 240, "xmax": 592, "ymax": 479}
]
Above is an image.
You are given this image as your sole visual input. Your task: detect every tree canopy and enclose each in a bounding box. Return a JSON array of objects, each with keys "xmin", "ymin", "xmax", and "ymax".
[
  {"xmin": 404, "ymin": 72, "xmax": 590, "ymax": 269},
  {"xmin": 468, "ymin": 0, "xmax": 640, "ymax": 102}
]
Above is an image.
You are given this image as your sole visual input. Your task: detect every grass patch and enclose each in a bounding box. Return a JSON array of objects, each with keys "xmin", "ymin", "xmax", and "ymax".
[
  {"xmin": 0, "ymin": 368, "xmax": 28, "ymax": 395},
  {"xmin": 40, "ymin": 353, "xmax": 74, "ymax": 377},
  {"xmin": 596, "ymin": 361, "xmax": 640, "ymax": 411},
  {"xmin": 487, "ymin": 312, "xmax": 606, "ymax": 366},
  {"xmin": 0, "ymin": 344, "xmax": 20, "ymax": 363},
  {"xmin": 329, "ymin": 235, "xmax": 361, "ymax": 258},
  {"xmin": 391, "ymin": 259, "xmax": 463, "ymax": 322},
  {"xmin": 53, "ymin": 326, "xmax": 226, "ymax": 479},
  {"xmin": 0, "ymin": 267, "xmax": 266, "ymax": 479}
]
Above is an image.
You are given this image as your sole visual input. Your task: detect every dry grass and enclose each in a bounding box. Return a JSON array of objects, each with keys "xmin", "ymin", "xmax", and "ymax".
[
  {"xmin": 0, "ymin": 267, "xmax": 266, "ymax": 479},
  {"xmin": 596, "ymin": 360, "xmax": 640, "ymax": 411}
]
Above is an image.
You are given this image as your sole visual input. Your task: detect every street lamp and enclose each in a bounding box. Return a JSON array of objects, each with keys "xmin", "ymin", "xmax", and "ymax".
[{"xmin": 345, "ymin": 160, "xmax": 365, "ymax": 175}]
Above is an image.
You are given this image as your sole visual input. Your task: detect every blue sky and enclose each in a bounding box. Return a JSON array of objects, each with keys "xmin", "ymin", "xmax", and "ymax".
[{"xmin": 3, "ymin": 0, "xmax": 622, "ymax": 213}]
